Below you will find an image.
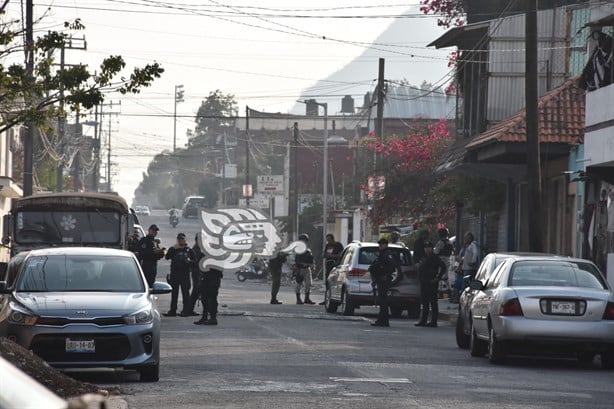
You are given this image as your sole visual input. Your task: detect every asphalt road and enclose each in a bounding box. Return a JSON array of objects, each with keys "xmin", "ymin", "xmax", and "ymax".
[{"xmin": 80, "ymin": 211, "xmax": 614, "ymax": 409}]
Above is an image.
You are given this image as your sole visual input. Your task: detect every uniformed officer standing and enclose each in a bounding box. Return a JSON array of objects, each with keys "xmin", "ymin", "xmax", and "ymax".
[
  {"xmin": 293, "ymin": 234, "xmax": 315, "ymax": 305},
  {"xmin": 136, "ymin": 224, "xmax": 165, "ymax": 288},
  {"xmin": 369, "ymin": 238, "xmax": 396, "ymax": 327},
  {"xmin": 415, "ymin": 240, "xmax": 447, "ymax": 327},
  {"xmin": 163, "ymin": 233, "xmax": 195, "ymax": 317}
]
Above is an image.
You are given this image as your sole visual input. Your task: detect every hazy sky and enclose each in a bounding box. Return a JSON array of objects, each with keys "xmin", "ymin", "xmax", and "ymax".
[{"xmin": 9, "ymin": 1, "xmax": 451, "ymax": 203}]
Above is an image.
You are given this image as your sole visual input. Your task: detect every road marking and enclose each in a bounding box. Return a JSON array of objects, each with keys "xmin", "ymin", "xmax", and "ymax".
[{"xmin": 330, "ymin": 377, "xmax": 411, "ymax": 383}]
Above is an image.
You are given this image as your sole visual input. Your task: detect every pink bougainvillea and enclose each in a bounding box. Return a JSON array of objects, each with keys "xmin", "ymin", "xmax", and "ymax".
[{"xmin": 419, "ymin": 0, "xmax": 466, "ymax": 28}]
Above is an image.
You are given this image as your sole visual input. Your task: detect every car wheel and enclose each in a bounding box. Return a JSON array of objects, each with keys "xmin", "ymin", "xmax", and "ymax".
[
  {"xmin": 340, "ymin": 288, "xmax": 354, "ymax": 316},
  {"xmin": 325, "ymin": 287, "xmax": 339, "ymax": 313},
  {"xmin": 407, "ymin": 304, "xmax": 420, "ymax": 319},
  {"xmin": 488, "ymin": 327, "xmax": 507, "ymax": 364},
  {"xmin": 139, "ymin": 363, "xmax": 160, "ymax": 382},
  {"xmin": 455, "ymin": 316, "xmax": 470, "ymax": 349},
  {"xmin": 389, "ymin": 306, "xmax": 404, "ymax": 318},
  {"xmin": 601, "ymin": 350, "xmax": 614, "ymax": 370},
  {"xmin": 469, "ymin": 322, "xmax": 487, "ymax": 357},
  {"xmin": 236, "ymin": 273, "xmax": 247, "ymax": 282}
]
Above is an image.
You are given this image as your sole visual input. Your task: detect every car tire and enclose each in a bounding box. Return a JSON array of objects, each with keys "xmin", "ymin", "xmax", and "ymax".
[
  {"xmin": 325, "ymin": 287, "xmax": 339, "ymax": 313},
  {"xmin": 389, "ymin": 306, "xmax": 404, "ymax": 318},
  {"xmin": 341, "ymin": 288, "xmax": 354, "ymax": 316},
  {"xmin": 455, "ymin": 316, "xmax": 470, "ymax": 349},
  {"xmin": 236, "ymin": 273, "xmax": 247, "ymax": 282},
  {"xmin": 488, "ymin": 327, "xmax": 507, "ymax": 364},
  {"xmin": 601, "ymin": 350, "xmax": 614, "ymax": 370},
  {"xmin": 139, "ymin": 363, "xmax": 160, "ymax": 382},
  {"xmin": 469, "ymin": 322, "xmax": 487, "ymax": 357}
]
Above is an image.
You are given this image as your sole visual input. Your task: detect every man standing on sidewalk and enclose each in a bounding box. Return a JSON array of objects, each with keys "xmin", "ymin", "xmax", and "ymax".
[{"xmin": 415, "ymin": 241, "xmax": 447, "ymax": 327}]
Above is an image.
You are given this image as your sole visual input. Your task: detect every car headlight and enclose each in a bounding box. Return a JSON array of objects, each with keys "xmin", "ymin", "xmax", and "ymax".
[
  {"xmin": 124, "ymin": 308, "xmax": 154, "ymax": 325},
  {"xmin": 7, "ymin": 303, "xmax": 38, "ymax": 326}
]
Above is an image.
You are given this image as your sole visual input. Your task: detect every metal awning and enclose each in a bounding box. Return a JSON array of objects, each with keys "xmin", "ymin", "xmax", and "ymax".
[{"xmin": 427, "ymin": 21, "xmax": 490, "ymax": 49}]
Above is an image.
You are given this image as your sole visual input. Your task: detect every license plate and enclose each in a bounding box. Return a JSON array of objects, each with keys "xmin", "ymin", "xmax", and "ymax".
[
  {"xmin": 550, "ymin": 301, "xmax": 576, "ymax": 315},
  {"xmin": 65, "ymin": 338, "xmax": 95, "ymax": 353}
]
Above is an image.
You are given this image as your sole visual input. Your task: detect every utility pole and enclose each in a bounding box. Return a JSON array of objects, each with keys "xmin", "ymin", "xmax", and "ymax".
[
  {"xmin": 245, "ymin": 106, "xmax": 251, "ymax": 207},
  {"xmin": 173, "ymin": 85, "xmax": 184, "ymax": 151},
  {"xmin": 376, "ymin": 58, "xmax": 385, "ymax": 141},
  {"xmin": 23, "ymin": 0, "xmax": 34, "ymax": 196},
  {"xmin": 526, "ymin": 0, "xmax": 543, "ymax": 252},
  {"xmin": 98, "ymin": 101, "xmax": 121, "ymax": 192},
  {"xmin": 289, "ymin": 122, "xmax": 299, "ymax": 241},
  {"xmin": 93, "ymin": 104, "xmax": 99, "ymax": 191},
  {"xmin": 56, "ymin": 36, "xmax": 87, "ymax": 192}
]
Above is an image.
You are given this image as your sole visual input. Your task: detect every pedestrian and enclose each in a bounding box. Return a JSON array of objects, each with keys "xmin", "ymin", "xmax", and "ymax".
[
  {"xmin": 163, "ymin": 232, "xmax": 195, "ymax": 317},
  {"xmin": 413, "ymin": 229, "xmax": 429, "ymax": 264},
  {"xmin": 434, "ymin": 227, "xmax": 454, "ymax": 297},
  {"xmin": 127, "ymin": 226, "xmax": 141, "ymax": 253},
  {"xmin": 269, "ymin": 251, "xmax": 287, "ymax": 304},
  {"xmin": 415, "ymin": 240, "xmax": 447, "ymax": 327},
  {"xmin": 368, "ymin": 238, "xmax": 396, "ymax": 327},
  {"xmin": 136, "ymin": 224, "xmax": 165, "ymax": 288},
  {"xmin": 293, "ymin": 233, "xmax": 315, "ymax": 305},
  {"xmin": 320, "ymin": 233, "xmax": 344, "ymax": 305},
  {"xmin": 194, "ymin": 263, "xmax": 223, "ymax": 326},
  {"xmin": 461, "ymin": 232, "xmax": 479, "ymax": 282},
  {"xmin": 185, "ymin": 233, "xmax": 205, "ymax": 316}
]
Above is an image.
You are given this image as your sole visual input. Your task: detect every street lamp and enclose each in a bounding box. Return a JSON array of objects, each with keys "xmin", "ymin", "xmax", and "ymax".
[{"xmin": 173, "ymin": 85, "xmax": 184, "ymax": 152}]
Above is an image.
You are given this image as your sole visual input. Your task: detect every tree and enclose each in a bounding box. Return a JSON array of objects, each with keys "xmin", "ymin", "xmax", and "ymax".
[
  {"xmin": 189, "ymin": 90, "xmax": 237, "ymax": 148},
  {"xmin": 0, "ymin": 16, "xmax": 163, "ymax": 134}
]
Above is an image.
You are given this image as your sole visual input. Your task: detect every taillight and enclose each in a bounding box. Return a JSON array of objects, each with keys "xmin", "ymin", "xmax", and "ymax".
[
  {"xmin": 499, "ymin": 298, "xmax": 524, "ymax": 316},
  {"xmin": 348, "ymin": 268, "xmax": 368, "ymax": 277},
  {"xmin": 603, "ymin": 302, "xmax": 614, "ymax": 320}
]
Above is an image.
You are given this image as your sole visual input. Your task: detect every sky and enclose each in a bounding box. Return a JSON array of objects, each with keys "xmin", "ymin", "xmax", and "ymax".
[{"xmin": 7, "ymin": 1, "xmax": 452, "ymax": 204}]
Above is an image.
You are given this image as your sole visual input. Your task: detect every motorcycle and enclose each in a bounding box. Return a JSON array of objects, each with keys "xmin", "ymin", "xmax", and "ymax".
[
  {"xmin": 169, "ymin": 214, "xmax": 179, "ymax": 228},
  {"xmin": 236, "ymin": 258, "xmax": 269, "ymax": 282}
]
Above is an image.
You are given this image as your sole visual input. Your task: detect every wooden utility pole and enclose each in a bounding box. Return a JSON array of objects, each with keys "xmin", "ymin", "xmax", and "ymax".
[
  {"xmin": 289, "ymin": 122, "xmax": 299, "ymax": 241},
  {"xmin": 23, "ymin": 0, "xmax": 34, "ymax": 196},
  {"xmin": 526, "ymin": 0, "xmax": 543, "ymax": 251},
  {"xmin": 376, "ymin": 58, "xmax": 385, "ymax": 141}
]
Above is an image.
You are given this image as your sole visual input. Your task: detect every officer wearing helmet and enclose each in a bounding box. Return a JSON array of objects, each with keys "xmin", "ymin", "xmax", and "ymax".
[{"xmin": 293, "ymin": 234, "xmax": 315, "ymax": 304}]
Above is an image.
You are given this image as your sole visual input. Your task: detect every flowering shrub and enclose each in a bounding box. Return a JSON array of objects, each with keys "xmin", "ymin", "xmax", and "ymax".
[{"xmin": 419, "ymin": 0, "xmax": 466, "ymax": 28}]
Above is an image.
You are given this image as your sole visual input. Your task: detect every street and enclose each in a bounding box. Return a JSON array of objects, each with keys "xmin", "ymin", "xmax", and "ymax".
[{"xmin": 84, "ymin": 211, "xmax": 614, "ymax": 409}]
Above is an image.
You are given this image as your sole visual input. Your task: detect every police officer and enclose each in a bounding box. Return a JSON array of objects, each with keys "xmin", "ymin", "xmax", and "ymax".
[
  {"xmin": 369, "ymin": 238, "xmax": 396, "ymax": 327},
  {"xmin": 194, "ymin": 265, "xmax": 223, "ymax": 326},
  {"xmin": 415, "ymin": 240, "xmax": 447, "ymax": 327},
  {"xmin": 163, "ymin": 232, "xmax": 195, "ymax": 317},
  {"xmin": 136, "ymin": 224, "xmax": 165, "ymax": 288},
  {"xmin": 185, "ymin": 233, "xmax": 205, "ymax": 316},
  {"xmin": 293, "ymin": 234, "xmax": 315, "ymax": 305},
  {"xmin": 269, "ymin": 252, "xmax": 287, "ymax": 304}
]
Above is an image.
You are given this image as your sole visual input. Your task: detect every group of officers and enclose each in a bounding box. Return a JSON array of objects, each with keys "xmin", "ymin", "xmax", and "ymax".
[
  {"xmin": 128, "ymin": 224, "xmax": 221, "ymax": 326},
  {"xmin": 128, "ymin": 222, "xmax": 456, "ymax": 329}
]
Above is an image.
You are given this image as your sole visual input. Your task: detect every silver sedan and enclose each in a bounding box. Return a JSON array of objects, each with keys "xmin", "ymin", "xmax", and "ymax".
[
  {"xmin": 0, "ymin": 247, "xmax": 172, "ymax": 381},
  {"xmin": 468, "ymin": 256, "xmax": 614, "ymax": 367}
]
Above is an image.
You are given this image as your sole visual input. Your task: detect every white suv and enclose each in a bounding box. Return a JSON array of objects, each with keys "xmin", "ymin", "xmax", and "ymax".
[{"xmin": 324, "ymin": 241, "xmax": 420, "ymax": 317}]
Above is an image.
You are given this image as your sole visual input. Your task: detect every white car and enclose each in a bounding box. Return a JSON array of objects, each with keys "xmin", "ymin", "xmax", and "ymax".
[{"xmin": 134, "ymin": 205, "xmax": 151, "ymax": 216}]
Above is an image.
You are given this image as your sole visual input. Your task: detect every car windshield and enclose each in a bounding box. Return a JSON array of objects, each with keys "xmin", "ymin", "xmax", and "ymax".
[
  {"xmin": 509, "ymin": 260, "xmax": 606, "ymax": 289},
  {"xmin": 16, "ymin": 255, "xmax": 145, "ymax": 292},
  {"xmin": 358, "ymin": 247, "xmax": 411, "ymax": 266}
]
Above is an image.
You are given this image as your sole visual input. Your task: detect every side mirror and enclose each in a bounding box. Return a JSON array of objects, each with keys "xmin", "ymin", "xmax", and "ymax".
[
  {"xmin": 150, "ymin": 281, "xmax": 172, "ymax": 295},
  {"xmin": 468, "ymin": 279, "xmax": 484, "ymax": 291}
]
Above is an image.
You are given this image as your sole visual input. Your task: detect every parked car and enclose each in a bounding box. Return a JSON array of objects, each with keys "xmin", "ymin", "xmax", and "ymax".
[
  {"xmin": 134, "ymin": 205, "xmax": 151, "ymax": 216},
  {"xmin": 0, "ymin": 247, "xmax": 172, "ymax": 381},
  {"xmin": 181, "ymin": 196, "xmax": 207, "ymax": 219},
  {"xmin": 466, "ymin": 255, "xmax": 614, "ymax": 367},
  {"xmin": 324, "ymin": 241, "xmax": 419, "ymax": 317},
  {"xmin": 456, "ymin": 252, "xmax": 551, "ymax": 348}
]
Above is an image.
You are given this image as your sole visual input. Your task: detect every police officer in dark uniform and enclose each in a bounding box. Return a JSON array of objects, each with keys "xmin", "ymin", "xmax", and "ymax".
[
  {"xmin": 369, "ymin": 238, "xmax": 396, "ymax": 327},
  {"xmin": 185, "ymin": 233, "xmax": 205, "ymax": 316},
  {"xmin": 269, "ymin": 252, "xmax": 287, "ymax": 304},
  {"xmin": 415, "ymin": 240, "xmax": 447, "ymax": 327},
  {"xmin": 163, "ymin": 233, "xmax": 195, "ymax": 317},
  {"xmin": 136, "ymin": 224, "xmax": 165, "ymax": 288},
  {"xmin": 194, "ymin": 266, "xmax": 223, "ymax": 326}
]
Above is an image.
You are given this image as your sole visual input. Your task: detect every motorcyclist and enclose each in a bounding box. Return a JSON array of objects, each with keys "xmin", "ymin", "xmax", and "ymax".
[{"xmin": 168, "ymin": 206, "xmax": 180, "ymax": 226}]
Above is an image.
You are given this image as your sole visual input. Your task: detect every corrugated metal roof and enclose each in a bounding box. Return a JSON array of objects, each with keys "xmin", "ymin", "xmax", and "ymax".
[
  {"xmin": 466, "ymin": 76, "xmax": 584, "ymax": 149},
  {"xmin": 369, "ymin": 85, "xmax": 457, "ymax": 120}
]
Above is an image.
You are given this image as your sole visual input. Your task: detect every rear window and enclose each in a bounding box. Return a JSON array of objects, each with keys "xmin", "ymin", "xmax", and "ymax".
[
  {"xmin": 509, "ymin": 261, "xmax": 606, "ymax": 289},
  {"xmin": 358, "ymin": 247, "xmax": 411, "ymax": 266}
]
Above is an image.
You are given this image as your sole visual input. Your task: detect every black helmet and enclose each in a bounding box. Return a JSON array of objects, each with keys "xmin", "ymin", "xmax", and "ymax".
[
  {"xmin": 298, "ymin": 233, "xmax": 309, "ymax": 241},
  {"xmin": 438, "ymin": 227, "xmax": 449, "ymax": 239}
]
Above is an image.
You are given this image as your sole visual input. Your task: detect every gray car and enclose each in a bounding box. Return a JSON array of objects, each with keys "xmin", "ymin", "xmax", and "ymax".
[
  {"xmin": 324, "ymin": 241, "xmax": 419, "ymax": 317},
  {"xmin": 0, "ymin": 247, "xmax": 172, "ymax": 381},
  {"xmin": 467, "ymin": 255, "xmax": 614, "ymax": 367}
]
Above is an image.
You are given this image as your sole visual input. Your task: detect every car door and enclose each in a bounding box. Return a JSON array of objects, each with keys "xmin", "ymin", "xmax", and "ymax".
[
  {"xmin": 471, "ymin": 262, "xmax": 506, "ymax": 337},
  {"xmin": 331, "ymin": 248, "xmax": 352, "ymax": 301},
  {"xmin": 461, "ymin": 254, "xmax": 494, "ymax": 323}
]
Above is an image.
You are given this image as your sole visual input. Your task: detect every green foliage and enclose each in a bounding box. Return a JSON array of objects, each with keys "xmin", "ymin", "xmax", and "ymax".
[{"xmin": 190, "ymin": 90, "xmax": 237, "ymax": 148}]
